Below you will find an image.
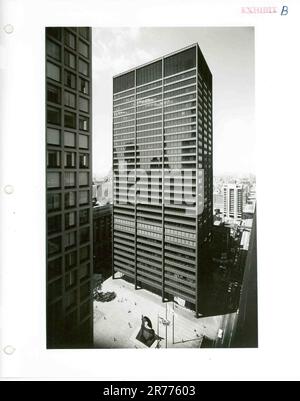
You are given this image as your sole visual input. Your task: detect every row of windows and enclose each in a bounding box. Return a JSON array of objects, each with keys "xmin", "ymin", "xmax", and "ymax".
[
  {"xmin": 113, "ymin": 101, "xmax": 134, "ymax": 112},
  {"xmin": 47, "ymin": 128, "xmax": 89, "ymax": 149},
  {"xmin": 47, "ymin": 151, "xmax": 89, "ymax": 169},
  {"xmin": 164, "ymin": 108, "xmax": 196, "ymax": 121},
  {"xmin": 113, "ymin": 95, "xmax": 135, "ymax": 107},
  {"xmin": 164, "ymin": 77, "xmax": 196, "ymax": 93},
  {"xmin": 114, "ymin": 218, "xmax": 135, "ymax": 227},
  {"xmin": 113, "ymin": 88, "xmax": 135, "ymax": 101},
  {"xmin": 164, "ymin": 85, "xmax": 196, "ymax": 99},
  {"xmin": 48, "ymin": 213, "xmax": 91, "ymax": 235},
  {"xmin": 137, "ymin": 114, "xmax": 162, "ymax": 126},
  {"xmin": 137, "ymin": 230, "xmax": 162, "ymax": 240},
  {"xmin": 47, "ymin": 191, "xmax": 90, "ymax": 212},
  {"xmin": 136, "ymin": 129, "xmax": 161, "ymax": 138},
  {"xmin": 136, "ymin": 86, "xmax": 162, "ymax": 100},
  {"xmin": 136, "ymin": 80, "xmax": 162, "ymax": 93},
  {"xmin": 136, "ymin": 122, "xmax": 162, "ymax": 132},
  {"xmin": 113, "ymin": 119, "xmax": 135, "ymax": 129},
  {"xmin": 114, "ymin": 224, "xmax": 135, "ymax": 234},
  {"xmin": 47, "ymin": 172, "xmax": 90, "ymax": 189},
  {"xmin": 164, "ymin": 69, "xmax": 196, "ymax": 85},
  {"xmin": 136, "ymin": 135, "xmax": 162, "ymax": 144},
  {"xmin": 164, "ymin": 124, "xmax": 196, "ymax": 135},
  {"xmin": 47, "ymin": 107, "xmax": 89, "ymax": 131},
  {"xmin": 165, "ymin": 148, "xmax": 195, "ymax": 156},
  {"xmin": 47, "ymin": 27, "xmax": 90, "ymax": 43},
  {"xmin": 47, "ymin": 84, "xmax": 89, "ymax": 112},
  {"xmin": 165, "ymin": 235, "xmax": 195, "ymax": 248},
  {"xmin": 48, "ymin": 256, "xmax": 90, "ymax": 283},
  {"xmin": 113, "ymin": 133, "xmax": 134, "ymax": 141},
  {"xmin": 136, "ymin": 100, "xmax": 162, "ymax": 113},
  {"xmin": 48, "ymin": 234, "xmax": 91, "ymax": 260},
  {"xmin": 113, "ymin": 112, "xmax": 135, "ymax": 124},
  {"xmin": 165, "ymin": 139, "xmax": 196, "ymax": 148},
  {"xmin": 164, "ymin": 117, "xmax": 196, "ymax": 128}
]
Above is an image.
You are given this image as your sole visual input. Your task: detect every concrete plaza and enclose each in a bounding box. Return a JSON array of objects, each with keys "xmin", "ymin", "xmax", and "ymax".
[{"xmin": 94, "ymin": 277, "xmax": 226, "ymax": 348}]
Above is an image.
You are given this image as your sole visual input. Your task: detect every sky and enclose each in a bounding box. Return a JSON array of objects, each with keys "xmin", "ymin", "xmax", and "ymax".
[{"xmin": 92, "ymin": 27, "xmax": 255, "ymax": 179}]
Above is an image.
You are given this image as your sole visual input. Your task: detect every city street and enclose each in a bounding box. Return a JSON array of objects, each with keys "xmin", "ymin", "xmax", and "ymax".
[{"xmin": 94, "ymin": 277, "xmax": 225, "ymax": 348}]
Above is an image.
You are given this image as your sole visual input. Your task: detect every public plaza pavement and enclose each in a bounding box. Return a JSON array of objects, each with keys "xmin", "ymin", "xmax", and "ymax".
[{"xmin": 94, "ymin": 277, "xmax": 224, "ymax": 348}]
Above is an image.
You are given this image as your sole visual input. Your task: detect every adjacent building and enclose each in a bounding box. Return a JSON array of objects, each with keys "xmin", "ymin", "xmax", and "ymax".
[
  {"xmin": 112, "ymin": 44, "xmax": 213, "ymax": 316},
  {"xmin": 223, "ymin": 184, "xmax": 244, "ymax": 222},
  {"xmin": 46, "ymin": 27, "xmax": 93, "ymax": 348}
]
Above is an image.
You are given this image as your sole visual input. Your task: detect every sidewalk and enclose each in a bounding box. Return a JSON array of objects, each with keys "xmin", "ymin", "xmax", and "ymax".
[{"xmin": 94, "ymin": 277, "xmax": 224, "ymax": 348}]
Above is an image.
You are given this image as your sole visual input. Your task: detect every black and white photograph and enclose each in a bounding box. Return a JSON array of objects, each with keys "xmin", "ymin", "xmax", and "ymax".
[
  {"xmin": 46, "ymin": 27, "xmax": 257, "ymax": 349},
  {"xmin": 1, "ymin": 0, "xmax": 300, "ymax": 383}
]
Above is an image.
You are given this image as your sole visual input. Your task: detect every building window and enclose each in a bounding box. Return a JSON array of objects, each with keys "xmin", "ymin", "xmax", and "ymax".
[
  {"xmin": 80, "ymin": 300, "xmax": 90, "ymax": 320},
  {"xmin": 65, "ymin": 192, "xmax": 76, "ymax": 209},
  {"xmin": 48, "ymin": 278, "xmax": 62, "ymax": 300},
  {"xmin": 78, "ymin": 40, "xmax": 89, "ymax": 58},
  {"xmin": 79, "ymin": 59, "xmax": 89, "ymax": 76},
  {"xmin": 64, "ymin": 30, "xmax": 76, "ymax": 50},
  {"xmin": 47, "ymin": 107, "xmax": 61, "ymax": 125},
  {"xmin": 78, "ymin": 27, "xmax": 89, "ymax": 40},
  {"xmin": 79, "ymin": 172, "xmax": 89, "ymax": 187},
  {"xmin": 46, "ymin": 27, "xmax": 61, "ymax": 41},
  {"xmin": 47, "ymin": 150, "xmax": 61, "ymax": 168},
  {"xmin": 79, "ymin": 190, "xmax": 89, "ymax": 205},
  {"xmin": 64, "ymin": 50, "xmax": 76, "ymax": 69},
  {"xmin": 64, "ymin": 91, "xmax": 76, "ymax": 108},
  {"xmin": 47, "ymin": 84, "xmax": 61, "ymax": 104},
  {"xmin": 79, "ymin": 153, "xmax": 89, "ymax": 169},
  {"xmin": 47, "ymin": 193, "xmax": 61, "ymax": 212},
  {"xmin": 79, "ymin": 116, "xmax": 89, "ymax": 131},
  {"xmin": 47, "ymin": 172, "xmax": 61, "ymax": 189},
  {"xmin": 48, "ymin": 214, "xmax": 62, "ymax": 235},
  {"xmin": 65, "ymin": 270, "xmax": 77, "ymax": 290},
  {"xmin": 65, "ymin": 172, "xmax": 76, "ymax": 188},
  {"xmin": 79, "ymin": 134, "xmax": 89, "ymax": 149},
  {"xmin": 47, "ymin": 128, "xmax": 60, "ymax": 146},
  {"xmin": 64, "ymin": 131, "xmax": 76, "ymax": 147},
  {"xmin": 64, "ymin": 111, "xmax": 76, "ymax": 129},
  {"xmin": 80, "ymin": 246, "xmax": 90, "ymax": 263},
  {"xmin": 80, "ymin": 281, "xmax": 90, "ymax": 301},
  {"xmin": 48, "ymin": 236, "xmax": 62, "ymax": 256},
  {"xmin": 79, "ymin": 78, "xmax": 89, "ymax": 95},
  {"xmin": 64, "ymin": 70, "xmax": 76, "ymax": 89},
  {"xmin": 65, "ymin": 251, "xmax": 77, "ymax": 271},
  {"xmin": 79, "ymin": 97, "xmax": 89, "ymax": 113},
  {"xmin": 65, "ymin": 231, "xmax": 76, "ymax": 249},
  {"xmin": 65, "ymin": 212, "xmax": 76, "ymax": 229},
  {"xmin": 80, "ymin": 227, "xmax": 90, "ymax": 244},
  {"xmin": 47, "ymin": 62, "xmax": 61, "ymax": 82},
  {"xmin": 79, "ymin": 264, "xmax": 90, "ymax": 282},
  {"xmin": 65, "ymin": 290, "xmax": 77, "ymax": 311},
  {"xmin": 79, "ymin": 209, "xmax": 89, "ymax": 225},
  {"xmin": 48, "ymin": 257, "xmax": 62, "ymax": 281},
  {"xmin": 47, "ymin": 39, "xmax": 61, "ymax": 61},
  {"xmin": 64, "ymin": 151, "xmax": 76, "ymax": 168}
]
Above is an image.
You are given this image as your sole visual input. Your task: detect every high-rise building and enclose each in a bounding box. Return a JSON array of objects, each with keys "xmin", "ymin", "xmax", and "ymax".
[
  {"xmin": 223, "ymin": 184, "xmax": 244, "ymax": 222},
  {"xmin": 46, "ymin": 27, "xmax": 93, "ymax": 348},
  {"xmin": 112, "ymin": 44, "xmax": 213, "ymax": 316}
]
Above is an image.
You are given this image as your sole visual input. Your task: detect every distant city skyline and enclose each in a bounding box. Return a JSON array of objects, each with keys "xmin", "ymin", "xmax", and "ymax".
[{"xmin": 92, "ymin": 27, "xmax": 255, "ymax": 178}]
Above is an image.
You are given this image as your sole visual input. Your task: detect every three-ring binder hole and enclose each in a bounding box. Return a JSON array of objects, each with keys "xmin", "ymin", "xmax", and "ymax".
[
  {"xmin": 4, "ymin": 185, "xmax": 14, "ymax": 195},
  {"xmin": 4, "ymin": 24, "xmax": 14, "ymax": 34},
  {"xmin": 4, "ymin": 345, "xmax": 15, "ymax": 355}
]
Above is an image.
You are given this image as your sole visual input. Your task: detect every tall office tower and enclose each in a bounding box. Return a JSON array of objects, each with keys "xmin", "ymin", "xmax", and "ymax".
[
  {"xmin": 46, "ymin": 27, "xmax": 93, "ymax": 348},
  {"xmin": 223, "ymin": 184, "xmax": 244, "ymax": 222},
  {"xmin": 93, "ymin": 203, "xmax": 112, "ymax": 279},
  {"xmin": 112, "ymin": 44, "xmax": 213, "ymax": 316}
]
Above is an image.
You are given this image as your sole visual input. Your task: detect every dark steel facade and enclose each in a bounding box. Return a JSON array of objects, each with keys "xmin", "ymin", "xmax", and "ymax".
[
  {"xmin": 46, "ymin": 27, "xmax": 93, "ymax": 347},
  {"xmin": 112, "ymin": 44, "xmax": 213, "ymax": 316}
]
